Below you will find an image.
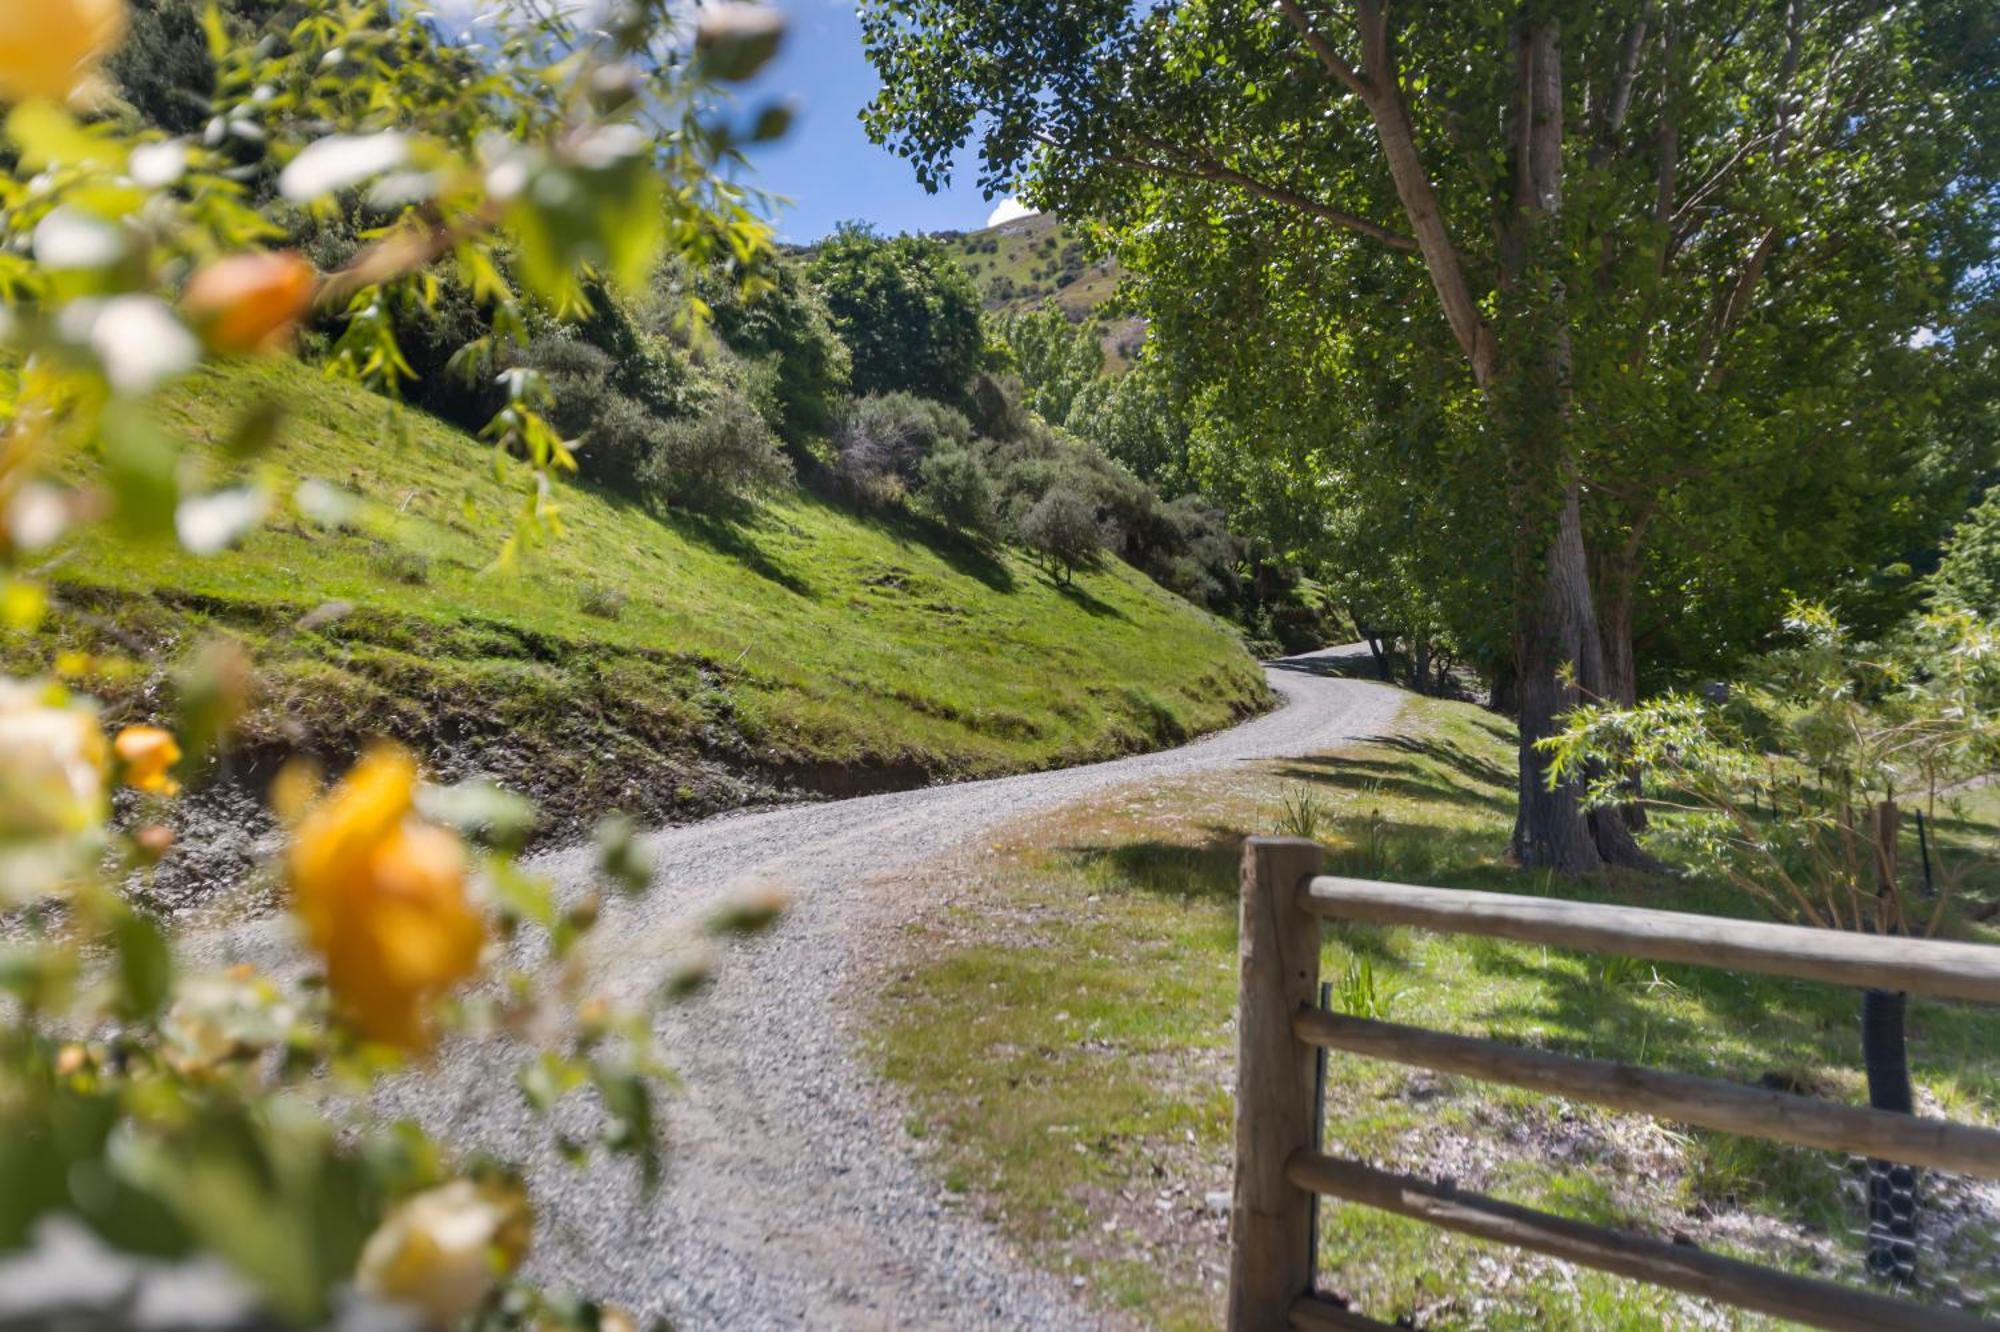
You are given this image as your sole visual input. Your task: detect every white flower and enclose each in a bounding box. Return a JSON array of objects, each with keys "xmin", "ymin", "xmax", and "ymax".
[
  {"xmin": 176, "ymin": 487, "xmax": 269, "ymax": 555},
  {"xmin": 127, "ymin": 140, "xmax": 187, "ymax": 187},
  {"xmin": 32, "ymin": 205, "xmax": 124, "ymax": 269},
  {"xmin": 278, "ymin": 131, "xmax": 410, "ymax": 203},
  {"xmin": 59, "ymin": 296, "xmax": 200, "ymax": 396},
  {"xmin": 6, "ymin": 483, "xmax": 70, "ymax": 552},
  {"xmin": 295, "ymin": 478, "xmax": 361, "ymax": 527},
  {"xmin": 0, "ymin": 680, "xmax": 106, "ymax": 843},
  {"xmin": 0, "ymin": 682, "xmax": 104, "ymax": 840},
  {"xmin": 355, "ymin": 1180, "xmax": 529, "ymax": 1328},
  {"xmin": 566, "ymin": 122, "xmax": 647, "ymax": 170}
]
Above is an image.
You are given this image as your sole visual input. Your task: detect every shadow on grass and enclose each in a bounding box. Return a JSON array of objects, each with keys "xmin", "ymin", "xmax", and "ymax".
[
  {"xmin": 792, "ymin": 480, "xmax": 1020, "ymax": 594},
  {"xmin": 662, "ymin": 506, "xmax": 818, "ymax": 599},
  {"xmin": 1272, "ymin": 754, "xmax": 1515, "ymax": 815},
  {"xmin": 1053, "ymin": 576, "xmax": 1128, "ymax": 621},
  {"xmin": 1060, "ymin": 836, "xmax": 1239, "ymax": 904}
]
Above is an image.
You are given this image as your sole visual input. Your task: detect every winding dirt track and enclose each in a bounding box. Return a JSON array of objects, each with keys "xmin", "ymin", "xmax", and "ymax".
[{"xmin": 200, "ymin": 646, "xmax": 1405, "ymax": 1330}]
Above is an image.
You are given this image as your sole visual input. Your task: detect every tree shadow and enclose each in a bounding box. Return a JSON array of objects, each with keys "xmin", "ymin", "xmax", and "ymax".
[
  {"xmin": 793, "ymin": 481, "xmax": 1020, "ymax": 593},
  {"xmin": 1267, "ymin": 650, "xmax": 1385, "ymax": 680},
  {"xmin": 1362, "ymin": 733, "xmax": 1516, "ymax": 790},
  {"xmin": 1053, "ymin": 575, "xmax": 1128, "ymax": 620},
  {"xmin": 660, "ymin": 505, "xmax": 818, "ymax": 600},
  {"xmin": 1273, "ymin": 754, "xmax": 1514, "ymax": 815},
  {"xmin": 1060, "ymin": 836, "xmax": 1239, "ymax": 904}
]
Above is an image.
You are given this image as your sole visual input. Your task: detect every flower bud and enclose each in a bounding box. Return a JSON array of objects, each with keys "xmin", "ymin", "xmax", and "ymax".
[
  {"xmin": 0, "ymin": 0, "xmax": 127, "ymax": 105},
  {"xmin": 182, "ymin": 251, "xmax": 318, "ymax": 354}
]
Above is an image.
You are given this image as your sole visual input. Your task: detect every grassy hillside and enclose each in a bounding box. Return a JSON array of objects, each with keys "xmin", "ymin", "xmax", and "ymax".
[
  {"xmin": 942, "ymin": 214, "xmax": 1121, "ymax": 317},
  {"xmin": 23, "ymin": 359, "xmax": 1267, "ymax": 848}
]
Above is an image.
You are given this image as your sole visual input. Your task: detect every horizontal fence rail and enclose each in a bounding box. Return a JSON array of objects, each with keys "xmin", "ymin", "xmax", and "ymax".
[
  {"xmin": 1226, "ymin": 837, "xmax": 2000, "ymax": 1332},
  {"xmin": 1301, "ymin": 875, "xmax": 2000, "ymax": 1004},
  {"xmin": 1292, "ymin": 1008, "xmax": 2000, "ymax": 1180},
  {"xmin": 1286, "ymin": 1152, "xmax": 1991, "ymax": 1332}
]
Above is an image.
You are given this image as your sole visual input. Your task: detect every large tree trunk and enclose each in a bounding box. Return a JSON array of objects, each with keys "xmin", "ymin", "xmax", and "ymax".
[
  {"xmin": 1500, "ymin": 19, "xmax": 1654, "ymax": 875},
  {"xmin": 1513, "ymin": 484, "xmax": 1606, "ymax": 872},
  {"xmin": 1597, "ymin": 560, "xmax": 1640, "ymax": 708},
  {"xmin": 1594, "ymin": 549, "xmax": 1649, "ymax": 829}
]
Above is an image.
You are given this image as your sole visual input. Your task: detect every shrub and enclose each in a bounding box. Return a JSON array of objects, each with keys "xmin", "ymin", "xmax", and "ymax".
[
  {"xmin": 1017, "ymin": 485, "xmax": 1102, "ymax": 585},
  {"xmin": 967, "ymin": 370, "xmax": 1029, "ymax": 441},
  {"xmin": 695, "ymin": 257, "xmax": 852, "ymax": 449},
  {"xmin": 639, "ymin": 391, "xmax": 793, "ymax": 505},
  {"xmin": 513, "ymin": 339, "xmax": 669, "ymax": 491},
  {"xmin": 915, "ymin": 444, "xmax": 998, "ymax": 535},
  {"xmin": 831, "ymin": 392, "xmax": 972, "ymax": 505},
  {"xmin": 369, "ymin": 546, "xmax": 431, "ymax": 586},
  {"xmin": 806, "ymin": 224, "xmax": 985, "ymax": 401},
  {"xmin": 579, "ymin": 583, "xmax": 627, "ymax": 620}
]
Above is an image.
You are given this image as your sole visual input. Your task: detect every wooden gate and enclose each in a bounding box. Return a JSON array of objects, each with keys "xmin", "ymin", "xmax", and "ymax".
[{"xmin": 1228, "ymin": 836, "xmax": 2000, "ymax": 1332}]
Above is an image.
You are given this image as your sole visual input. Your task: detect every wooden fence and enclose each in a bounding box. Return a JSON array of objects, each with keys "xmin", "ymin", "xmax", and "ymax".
[{"xmin": 1227, "ymin": 836, "xmax": 2000, "ymax": 1332}]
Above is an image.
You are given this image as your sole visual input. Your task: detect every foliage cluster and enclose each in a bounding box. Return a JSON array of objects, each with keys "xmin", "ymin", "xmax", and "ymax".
[{"xmin": 0, "ymin": 0, "xmax": 796, "ymax": 1326}]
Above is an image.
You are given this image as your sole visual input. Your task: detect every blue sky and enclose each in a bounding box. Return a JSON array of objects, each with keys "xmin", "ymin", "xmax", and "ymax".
[{"xmin": 731, "ymin": 1, "xmax": 1031, "ymax": 242}]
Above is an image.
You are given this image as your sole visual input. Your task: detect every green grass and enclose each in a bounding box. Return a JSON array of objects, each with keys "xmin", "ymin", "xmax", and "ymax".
[
  {"xmin": 21, "ymin": 357, "xmax": 1266, "ymax": 832},
  {"xmin": 871, "ymin": 695, "xmax": 2000, "ymax": 1330}
]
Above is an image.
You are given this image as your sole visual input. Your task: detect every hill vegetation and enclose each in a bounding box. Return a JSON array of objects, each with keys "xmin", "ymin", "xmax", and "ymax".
[
  {"xmin": 937, "ymin": 212, "xmax": 1116, "ymax": 317},
  {"xmin": 14, "ymin": 356, "xmax": 1265, "ymax": 887}
]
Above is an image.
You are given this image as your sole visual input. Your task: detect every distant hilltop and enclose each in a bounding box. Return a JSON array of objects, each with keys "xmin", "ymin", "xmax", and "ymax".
[{"xmin": 930, "ymin": 211, "xmax": 1121, "ymax": 318}]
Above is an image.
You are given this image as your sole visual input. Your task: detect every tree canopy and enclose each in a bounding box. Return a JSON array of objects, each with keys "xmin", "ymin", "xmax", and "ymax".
[
  {"xmin": 862, "ymin": 0, "xmax": 1998, "ymax": 870},
  {"xmin": 807, "ymin": 223, "xmax": 986, "ymax": 402}
]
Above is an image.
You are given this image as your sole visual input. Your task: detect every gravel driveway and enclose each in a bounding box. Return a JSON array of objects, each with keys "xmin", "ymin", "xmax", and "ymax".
[{"xmin": 195, "ymin": 646, "xmax": 1405, "ymax": 1331}]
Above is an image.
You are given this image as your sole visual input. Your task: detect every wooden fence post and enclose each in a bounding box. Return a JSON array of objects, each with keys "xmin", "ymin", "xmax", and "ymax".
[{"xmin": 1228, "ymin": 836, "xmax": 1325, "ymax": 1332}]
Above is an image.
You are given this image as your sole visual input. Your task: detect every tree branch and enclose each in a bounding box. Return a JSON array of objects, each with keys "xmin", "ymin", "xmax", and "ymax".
[
  {"xmin": 1118, "ymin": 135, "xmax": 1418, "ymax": 251},
  {"xmin": 1351, "ymin": 0, "xmax": 1494, "ymax": 383},
  {"xmin": 1271, "ymin": 0, "xmax": 1371, "ymax": 100},
  {"xmin": 1590, "ymin": 8, "xmax": 1652, "ymax": 167}
]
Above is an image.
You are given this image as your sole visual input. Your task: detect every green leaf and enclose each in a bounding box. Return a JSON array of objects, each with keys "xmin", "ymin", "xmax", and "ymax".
[
  {"xmin": 98, "ymin": 401, "xmax": 181, "ymax": 542},
  {"xmin": 112, "ymin": 909, "xmax": 173, "ymax": 1021}
]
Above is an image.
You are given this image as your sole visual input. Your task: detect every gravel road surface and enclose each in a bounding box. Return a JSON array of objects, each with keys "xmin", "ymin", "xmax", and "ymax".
[{"xmin": 194, "ymin": 647, "xmax": 1405, "ymax": 1331}]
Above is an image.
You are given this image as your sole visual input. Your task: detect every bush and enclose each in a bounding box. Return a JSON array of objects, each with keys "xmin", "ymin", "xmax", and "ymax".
[
  {"xmin": 1018, "ymin": 486, "xmax": 1102, "ymax": 585},
  {"xmin": 967, "ymin": 371, "xmax": 1029, "ymax": 441},
  {"xmin": 511, "ymin": 338, "xmax": 669, "ymax": 491},
  {"xmin": 832, "ymin": 393, "xmax": 972, "ymax": 505},
  {"xmin": 695, "ymin": 257, "xmax": 852, "ymax": 449},
  {"xmin": 639, "ymin": 391, "xmax": 793, "ymax": 505},
  {"xmin": 368, "ymin": 546, "xmax": 431, "ymax": 586},
  {"xmin": 579, "ymin": 583, "xmax": 628, "ymax": 620},
  {"xmin": 915, "ymin": 444, "xmax": 999, "ymax": 535}
]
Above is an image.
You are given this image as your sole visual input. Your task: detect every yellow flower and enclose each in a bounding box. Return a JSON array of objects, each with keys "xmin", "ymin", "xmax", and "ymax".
[
  {"xmin": 0, "ymin": 0, "xmax": 127, "ymax": 105},
  {"xmin": 113, "ymin": 724, "xmax": 181, "ymax": 795},
  {"xmin": 0, "ymin": 678, "xmax": 108, "ymax": 904},
  {"xmin": 182, "ymin": 251, "xmax": 319, "ymax": 354},
  {"xmin": 355, "ymin": 1179, "xmax": 531, "ymax": 1327},
  {"xmin": 288, "ymin": 746, "xmax": 484, "ymax": 1050}
]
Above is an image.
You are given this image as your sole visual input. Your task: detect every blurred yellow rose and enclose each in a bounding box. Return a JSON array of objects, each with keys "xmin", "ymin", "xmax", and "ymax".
[
  {"xmin": 355, "ymin": 1179, "xmax": 531, "ymax": 1327},
  {"xmin": 0, "ymin": 679, "xmax": 107, "ymax": 840},
  {"xmin": 0, "ymin": 0, "xmax": 127, "ymax": 104},
  {"xmin": 0, "ymin": 679, "xmax": 108, "ymax": 903},
  {"xmin": 113, "ymin": 724, "xmax": 181, "ymax": 795},
  {"xmin": 182, "ymin": 251, "xmax": 319, "ymax": 354},
  {"xmin": 287, "ymin": 746, "xmax": 484, "ymax": 1049}
]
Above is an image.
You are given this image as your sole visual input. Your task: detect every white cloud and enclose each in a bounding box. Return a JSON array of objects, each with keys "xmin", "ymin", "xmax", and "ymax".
[{"xmin": 985, "ymin": 196, "xmax": 1034, "ymax": 228}]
